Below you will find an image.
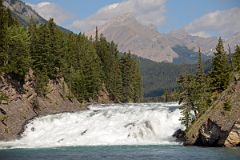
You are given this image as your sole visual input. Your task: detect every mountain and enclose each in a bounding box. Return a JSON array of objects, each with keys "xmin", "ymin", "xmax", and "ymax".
[
  {"xmin": 226, "ymin": 32, "xmax": 240, "ymax": 49},
  {"xmin": 87, "ymin": 13, "xmax": 239, "ymax": 64},
  {"xmin": 3, "ymin": 0, "xmax": 70, "ymax": 33},
  {"xmin": 3, "ymin": 0, "xmax": 45, "ymax": 25}
]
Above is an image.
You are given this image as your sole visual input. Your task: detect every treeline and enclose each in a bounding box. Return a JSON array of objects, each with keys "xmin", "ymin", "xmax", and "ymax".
[
  {"xmin": 0, "ymin": 0, "xmax": 142, "ymax": 103},
  {"xmin": 137, "ymin": 57, "xmax": 196, "ymax": 97},
  {"xmin": 178, "ymin": 37, "xmax": 240, "ymax": 128}
]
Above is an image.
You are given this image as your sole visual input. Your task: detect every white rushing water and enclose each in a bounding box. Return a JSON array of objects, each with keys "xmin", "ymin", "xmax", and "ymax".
[{"xmin": 0, "ymin": 103, "xmax": 184, "ymax": 149}]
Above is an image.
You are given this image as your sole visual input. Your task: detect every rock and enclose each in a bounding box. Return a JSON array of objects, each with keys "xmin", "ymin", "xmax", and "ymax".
[
  {"xmin": 184, "ymin": 81, "xmax": 240, "ymax": 147},
  {"xmin": 173, "ymin": 129, "xmax": 185, "ymax": 142},
  {"xmin": 97, "ymin": 84, "xmax": 111, "ymax": 103},
  {"xmin": 195, "ymin": 119, "xmax": 228, "ymax": 146},
  {"xmin": 0, "ymin": 70, "xmax": 87, "ymax": 141},
  {"xmin": 224, "ymin": 119, "xmax": 240, "ymax": 147},
  {"xmin": 1, "ymin": 100, "xmax": 8, "ymax": 105},
  {"xmin": 234, "ymin": 73, "xmax": 240, "ymax": 81}
]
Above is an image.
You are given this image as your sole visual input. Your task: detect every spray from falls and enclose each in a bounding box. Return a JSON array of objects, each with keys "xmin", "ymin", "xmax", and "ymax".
[{"xmin": 0, "ymin": 103, "xmax": 183, "ymax": 149}]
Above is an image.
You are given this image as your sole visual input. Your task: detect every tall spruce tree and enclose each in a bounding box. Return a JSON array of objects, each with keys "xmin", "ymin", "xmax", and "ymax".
[
  {"xmin": 195, "ymin": 48, "xmax": 211, "ymax": 116},
  {"xmin": 177, "ymin": 75, "xmax": 196, "ymax": 128},
  {"xmin": 132, "ymin": 59, "xmax": 143, "ymax": 102},
  {"xmin": 210, "ymin": 37, "xmax": 230, "ymax": 92},
  {"xmin": 0, "ymin": 0, "xmax": 8, "ymax": 73},
  {"xmin": 6, "ymin": 26, "xmax": 31, "ymax": 80},
  {"xmin": 233, "ymin": 45, "xmax": 240, "ymax": 72},
  {"xmin": 121, "ymin": 53, "xmax": 134, "ymax": 102}
]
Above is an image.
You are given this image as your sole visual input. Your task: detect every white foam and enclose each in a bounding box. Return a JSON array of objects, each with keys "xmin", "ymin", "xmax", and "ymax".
[{"xmin": 0, "ymin": 103, "xmax": 184, "ymax": 149}]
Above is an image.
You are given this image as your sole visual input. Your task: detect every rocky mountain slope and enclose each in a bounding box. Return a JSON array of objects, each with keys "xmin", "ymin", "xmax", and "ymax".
[
  {"xmin": 3, "ymin": 0, "xmax": 70, "ymax": 32},
  {"xmin": 3, "ymin": 0, "xmax": 46, "ymax": 26},
  {"xmin": 184, "ymin": 78, "xmax": 240, "ymax": 147},
  {"xmin": 87, "ymin": 13, "xmax": 240, "ymax": 63}
]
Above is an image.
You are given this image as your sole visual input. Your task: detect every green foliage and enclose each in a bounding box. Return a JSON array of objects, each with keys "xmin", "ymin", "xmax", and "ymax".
[
  {"xmin": 233, "ymin": 45, "xmax": 240, "ymax": 72},
  {"xmin": 0, "ymin": 91, "xmax": 8, "ymax": 102},
  {"xmin": 63, "ymin": 33, "xmax": 102, "ymax": 101},
  {"xmin": 178, "ymin": 38, "xmax": 240, "ymax": 129},
  {"xmin": 138, "ymin": 56, "xmax": 197, "ymax": 97},
  {"xmin": 120, "ymin": 53, "xmax": 143, "ymax": 102},
  {"xmin": 177, "ymin": 75, "xmax": 196, "ymax": 128},
  {"xmin": 223, "ymin": 100, "xmax": 232, "ymax": 111},
  {"xmin": 6, "ymin": 25, "xmax": 31, "ymax": 79},
  {"xmin": 0, "ymin": 0, "xmax": 8, "ymax": 73},
  {"xmin": 96, "ymin": 36, "xmax": 123, "ymax": 101},
  {"xmin": 95, "ymin": 31, "xmax": 142, "ymax": 102},
  {"xmin": 0, "ymin": 115, "xmax": 8, "ymax": 122},
  {"xmin": 178, "ymin": 49, "xmax": 212, "ymax": 128},
  {"xmin": 210, "ymin": 38, "xmax": 230, "ymax": 92}
]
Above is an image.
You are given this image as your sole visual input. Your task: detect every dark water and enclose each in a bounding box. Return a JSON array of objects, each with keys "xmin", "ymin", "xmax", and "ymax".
[{"xmin": 0, "ymin": 145, "xmax": 240, "ymax": 160}]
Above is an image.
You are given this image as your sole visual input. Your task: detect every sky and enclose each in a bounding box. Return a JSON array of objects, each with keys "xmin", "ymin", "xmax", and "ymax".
[{"xmin": 24, "ymin": 0, "xmax": 240, "ymax": 38}]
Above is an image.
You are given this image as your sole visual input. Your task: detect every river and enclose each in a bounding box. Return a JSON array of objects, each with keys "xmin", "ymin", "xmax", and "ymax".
[{"xmin": 0, "ymin": 103, "xmax": 239, "ymax": 160}]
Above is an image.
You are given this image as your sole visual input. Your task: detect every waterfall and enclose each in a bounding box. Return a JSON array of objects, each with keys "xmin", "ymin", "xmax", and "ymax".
[{"xmin": 0, "ymin": 103, "xmax": 184, "ymax": 149}]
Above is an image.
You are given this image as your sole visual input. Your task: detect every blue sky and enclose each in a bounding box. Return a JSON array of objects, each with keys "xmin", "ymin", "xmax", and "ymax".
[{"xmin": 25, "ymin": 0, "xmax": 240, "ymax": 38}]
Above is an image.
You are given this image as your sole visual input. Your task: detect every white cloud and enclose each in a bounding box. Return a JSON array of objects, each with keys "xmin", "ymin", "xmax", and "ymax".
[
  {"xmin": 190, "ymin": 31, "xmax": 211, "ymax": 38},
  {"xmin": 71, "ymin": 0, "xmax": 166, "ymax": 32},
  {"xmin": 28, "ymin": 2, "xmax": 71, "ymax": 25},
  {"xmin": 184, "ymin": 8, "xmax": 240, "ymax": 38}
]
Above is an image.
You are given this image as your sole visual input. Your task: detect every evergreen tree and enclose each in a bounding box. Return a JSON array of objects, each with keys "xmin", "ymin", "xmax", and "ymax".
[
  {"xmin": 46, "ymin": 18, "xmax": 62, "ymax": 78},
  {"xmin": 6, "ymin": 25, "xmax": 31, "ymax": 79},
  {"xmin": 177, "ymin": 75, "xmax": 196, "ymax": 128},
  {"xmin": 210, "ymin": 37, "xmax": 230, "ymax": 92},
  {"xmin": 195, "ymin": 49, "xmax": 211, "ymax": 116},
  {"xmin": 120, "ymin": 52, "xmax": 142, "ymax": 102},
  {"xmin": 196, "ymin": 48, "xmax": 204, "ymax": 79},
  {"xmin": 132, "ymin": 59, "xmax": 143, "ymax": 102},
  {"xmin": 233, "ymin": 45, "xmax": 240, "ymax": 72},
  {"xmin": 30, "ymin": 24, "xmax": 49, "ymax": 95},
  {"xmin": 96, "ymin": 35, "xmax": 123, "ymax": 101},
  {"xmin": 0, "ymin": 0, "xmax": 8, "ymax": 73},
  {"xmin": 121, "ymin": 53, "xmax": 135, "ymax": 102}
]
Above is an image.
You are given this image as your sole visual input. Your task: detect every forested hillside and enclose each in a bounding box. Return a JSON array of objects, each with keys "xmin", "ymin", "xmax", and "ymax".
[
  {"xmin": 0, "ymin": 0, "xmax": 142, "ymax": 103},
  {"xmin": 137, "ymin": 57, "xmax": 196, "ymax": 97}
]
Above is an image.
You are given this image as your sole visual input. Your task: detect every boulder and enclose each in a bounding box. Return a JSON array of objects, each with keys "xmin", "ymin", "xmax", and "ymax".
[{"xmin": 173, "ymin": 129, "xmax": 185, "ymax": 142}]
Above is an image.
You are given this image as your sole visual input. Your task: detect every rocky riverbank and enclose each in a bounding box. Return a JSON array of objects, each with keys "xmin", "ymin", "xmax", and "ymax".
[
  {"xmin": 0, "ymin": 70, "xmax": 110, "ymax": 141},
  {"xmin": 183, "ymin": 80, "xmax": 240, "ymax": 147}
]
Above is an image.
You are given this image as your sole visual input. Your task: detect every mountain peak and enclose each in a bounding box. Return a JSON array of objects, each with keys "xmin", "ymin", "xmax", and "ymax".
[
  {"xmin": 169, "ymin": 29, "xmax": 189, "ymax": 39},
  {"xmin": 112, "ymin": 13, "xmax": 136, "ymax": 22},
  {"xmin": 104, "ymin": 13, "xmax": 138, "ymax": 27}
]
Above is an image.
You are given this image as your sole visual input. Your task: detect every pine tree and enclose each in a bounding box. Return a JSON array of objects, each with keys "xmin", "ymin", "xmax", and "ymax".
[
  {"xmin": 132, "ymin": 59, "xmax": 143, "ymax": 102},
  {"xmin": 196, "ymin": 48, "xmax": 204, "ymax": 79},
  {"xmin": 195, "ymin": 49, "xmax": 211, "ymax": 116},
  {"xmin": 28, "ymin": 19, "xmax": 37, "ymax": 67},
  {"xmin": 0, "ymin": 0, "xmax": 8, "ymax": 73},
  {"xmin": 6, "ymin": 25, "xmax": 31, "ymax": 80},
  {"xmin": 95, "ymin": 26, "xmax": 99, "ymax": 42},
  {"xmin": 210, "ymin": 37, "xmax": 230, "ymax": 92},
  {"xmin": 120, "ymin": 53, "xmax": 134, "ymax": 102},
  {"xmin": 233, "ymin": 45, "xmax": 240, "ymax": 72},
  {"xmin": 46, "ymin": 18, "xmax": 62, "ymax": 78},
  {"xmin": 177, "ymin": 75, "xmax": 196, "ymax": 128}
]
